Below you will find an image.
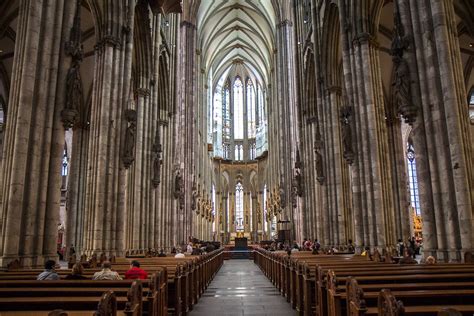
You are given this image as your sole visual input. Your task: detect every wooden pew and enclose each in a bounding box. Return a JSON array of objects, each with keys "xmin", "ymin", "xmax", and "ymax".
[
  {"xmin": 254, "ymin": 247, "xmax": 474, "ymax": 316},
  {"xmin": 330, "ymin": 270, "xmax": 474, "ymax": 316},
  {"xmin": 348, "ymin": 283, "xmax": 474, "ymax": 316},
  {"xmin": 0, "ymin": 273, "xmax": 166, "ymax": 316},
  {"xmin": 0, "ymin": 248, "xmax": 223, "ymax": 316}
]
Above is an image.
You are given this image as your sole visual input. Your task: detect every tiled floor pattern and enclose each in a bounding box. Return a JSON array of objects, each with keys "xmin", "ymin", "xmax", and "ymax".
[{"xmin": 189, "ymin": 260, "xmax": 296, "ymax": 316}]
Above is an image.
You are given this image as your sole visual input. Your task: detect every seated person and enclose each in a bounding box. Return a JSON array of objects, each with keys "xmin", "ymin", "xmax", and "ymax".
[
  {"xmin": 158, "ymin": 249, "xmax": 167, "ymax": 257},
  {"xmin": 37, "ymin": 260, "xmax": 60, "ymax": 280},
  {"xmin": 65, "ymin": 263, "xmax": 88, "ymax": 279},
  {"xmin": 92, "ymin": 261, "xmax": 122, "ymax": 280},
  {"xmin": 125, "ymin": 260, "xmax": 148, "ymax": 280},
  {"xmin": 174, "ymin": 251, "xmax": 185, "ymax": 258},
  {"xmin": 399, "ymin": 248, "xmax": 418, "ymax": 264},
  {"xmin": 171, "ymin": 247, "xmax": 177, "ymax": 254},
  {"xmin": 291, "ymin": 243, "xmax": 300, "ymax": 253},
  {"xmin": 347, "ymin": 239, "xmax": 355, "ymax": 253},
  {"xmin": 424, "ymin": 255, "xmax": 436, "ymax": 265},
  {"xmin": 186, "ymin": 242, "xmax": 193, "ymax": 254}
]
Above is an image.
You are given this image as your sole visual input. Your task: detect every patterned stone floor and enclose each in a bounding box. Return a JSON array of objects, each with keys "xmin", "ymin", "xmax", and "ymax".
[{"xmin": 189, "ymin": 260, "xmax": 296, "ymax": 316}]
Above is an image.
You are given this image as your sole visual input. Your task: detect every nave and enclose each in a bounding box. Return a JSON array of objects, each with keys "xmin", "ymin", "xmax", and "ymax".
[{"xmin": 190, "ymin": 260, "xmax": 295, "ymax": 316}]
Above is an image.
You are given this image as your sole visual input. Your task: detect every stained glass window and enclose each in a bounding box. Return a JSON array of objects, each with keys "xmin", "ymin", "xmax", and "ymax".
[
  {"xmin": 233, "ymin": 77, "xmax": 244, "ymax": 139},
  {"xmin": 407, "ymin": 143, "xmax": 421, "ymax": 216},
  {"xmin": 247, "ymin": 79, "xmax": 256, "ymax": 138}
]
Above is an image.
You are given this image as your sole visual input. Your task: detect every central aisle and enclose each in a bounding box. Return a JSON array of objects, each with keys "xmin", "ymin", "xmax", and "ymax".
[{"xmin": 189, "ymin": 260, "xmax": 296, "ymax": 316}]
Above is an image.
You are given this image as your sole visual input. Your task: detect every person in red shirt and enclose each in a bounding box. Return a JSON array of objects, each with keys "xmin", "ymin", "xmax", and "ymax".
[{"xmin": 125, "ymin": 260, "xmax": 148, "ymax": 280}]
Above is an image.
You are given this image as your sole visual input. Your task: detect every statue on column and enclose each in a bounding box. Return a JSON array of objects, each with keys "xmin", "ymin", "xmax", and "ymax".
[
  {"xmin": 257, "ymin": 201, "xmax": 262, "ymax": 224},
  {"xmin": 291, "ymin": 169, "xmax": 303, "ymax": 209},
  {"xmin": 340, "ymin": 104, "xmax": 355, "ymax": 165},
  {"xmin": 391, "ymin": 1, "xmax": 417, "ymax": 124},
  {"xmin": 62, "ymin": 0, "xmax": 83, "ymax": 130},
  {"xmin": 174, "ymin": 169, "xmax": 184, "ymax": 209},
  {"xmin": 151, "ymin": 128, "xmax": 162, "ymax": 188},
  {"xmin": 279, "ymin": 175, "xmax": 286, "ymax": 209},
  {"xmin": 123, "ymin": 109, "xmax": 137, "ymax": 168},
  {"xmin": 191, "ymin": 177, "xmax": 198, "ymax": 211},
  {"xmin": 314, "ymin": 136, "xmax": 325, "ymax": 184}
]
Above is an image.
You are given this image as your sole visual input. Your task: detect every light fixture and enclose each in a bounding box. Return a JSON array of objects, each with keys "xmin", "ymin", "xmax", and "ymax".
[{"xmin": 470, "ymin": 43, "xmax": 474, "ymax": 48}]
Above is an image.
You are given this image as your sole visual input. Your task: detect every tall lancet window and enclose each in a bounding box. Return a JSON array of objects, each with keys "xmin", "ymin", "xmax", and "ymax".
[
  {"xmin": 62, "ymin": 148, "xmax": 69, "ymax": 176},
  {"xmin": 247, "ymin": 78, "xmax": 256, "ymax": 138},
  {"xmin": 235, "ymin": 182, "xmax": 244, "ymax": 231},
  {"xmin": 469, "ymin": 89, "xmax": 474, "ymax": 124},
  {"xmin": 407, "ymin": 142, "xmax": 421, "ymax": 216},
  {"xmin": 233, "ymin": 77, "xmax": 244, "ymax": 139},
  {"xmin": 222, "ymin": 82, "xmax": 231, "ymax": 143}
]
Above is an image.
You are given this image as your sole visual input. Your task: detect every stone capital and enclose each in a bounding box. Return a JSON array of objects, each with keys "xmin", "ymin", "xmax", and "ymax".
[
  {"xmin": 180, "ymin": 20, "xmax": 196, "ymax": 29},
  {"xmin": 95, "ymin": 35, "xmax": 122, "ymax": 52},
  {"xmin": 135, "ymin": 87, "xmax": 151, "ymax": 97},
  {"xmin": 353, "ymin": 32, "xmax": 379, "ymax": 48},
  {"xmin": 278, "ymin": 19, "xmax": 293, "ymax": 28},
  {"xmin": 327, "ymin": 86, "xmax": 342, "ymax": 95}
]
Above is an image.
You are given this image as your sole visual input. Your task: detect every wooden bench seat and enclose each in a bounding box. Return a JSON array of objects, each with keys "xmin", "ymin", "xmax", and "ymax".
[
  {"xmin": 254, "ymin": 247, "xmax": 474, "ymax": 316},
  {"xmin": 348, "ymin": 281, "xmax": 474, "ymax": 316},
  {"xmin": 0, "ymin": 249, "xmax": 223, "ymax": 315}
]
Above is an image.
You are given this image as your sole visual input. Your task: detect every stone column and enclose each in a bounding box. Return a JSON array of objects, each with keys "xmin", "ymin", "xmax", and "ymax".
[
  {"xmin": 399, "ymin": 0, "xmax": 473, "ymax": 260},
  {"xmin": 276, "ymin": 17, "xmax": 301, "ymax": 242},
  {"xmin": 82, "ymin": 0, "xmax": 135, "ymax": 256},
  {"xmin": 175, "ymin": 19, "xmax": 197, "ymax": 243},
  {"xmin": 0, "ymin": 0, "xmax": 76, "ymax": 268},
  {"xmin": 222, "ymin": 194, "xmax": 228, "ymax": 244},
  {"xmin": 339, "ymin": 1, "xmax": 399, "ymax": 250},
  {"xmin": 252, "ymin": 193, "xmax": 258, "ymax": 242}
]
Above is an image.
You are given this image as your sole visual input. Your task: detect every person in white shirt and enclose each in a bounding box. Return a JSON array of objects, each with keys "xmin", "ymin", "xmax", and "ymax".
[
  {"xmin": 174, "ymin": 251, "xmax": 185, "ymax": 258},
  {"xmin": 186, "ymin": 242, "xmax": 193, "ymax": 254}
]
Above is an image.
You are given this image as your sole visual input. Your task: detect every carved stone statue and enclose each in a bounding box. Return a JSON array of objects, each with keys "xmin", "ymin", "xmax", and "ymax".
[
  {"xmin": 315, "ymin": 147, "xmax": 324, "ymax": 184},
  {"xmin": 256, "ymin": 202, "xmax": 262, "ymax": 224},
  {"xmin": 123, "ymin": 109, "xmax": 137, "ymax": 168},
  {"xmin": 391, "ymin": 2, "xmax": 417, "ymax": 124},
  {"xmin": 151, "ymin": 129, "xmax": 162, "ymax": 188},
  {"xmin": 174, "ymin": 170, "xmax": 183, "ymax": 198},
  {"xmin": 62, "ymin": 62, "xmax": 82, "ymax": 129},
  {"xmin": 392, "ymin": 56, "xmax": 416, "ymax": 123},
  {"xmin": 191, "ymin": 177, "xmax": 198, "ymax": 211},
  {"xmin": 340, "ymin": 105, "xmax": 354, "ymax": 164},
  {"xmin": 61, "ymin": 0, "xmax": 84, "ymax": 130},
  {"xmin": 279, "ymin": 175, "xmax": 286, "ymax": 209}
]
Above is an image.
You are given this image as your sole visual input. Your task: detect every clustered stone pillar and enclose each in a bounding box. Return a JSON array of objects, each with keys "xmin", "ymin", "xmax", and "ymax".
[
  {"xmin": 274, "ymin": 14, "xmax": 302, "ymax": 242},
  {"xmin": 398, "ymin": 0, "xmax": 473, "ymax": 261},
  {"xmin": 339, "ymin": 1, "xmax": 400, "ymax": 251},
  {"xmin": 175, "ymin": 18, "xmax": 198, "ymax": 244},
  {"xmin": 82, "ymin": 0, "xmax": 135, "ymax": 257},
  {"xmin": 0, "ymin": 0, "xmax": 76, "ymax": 267}
]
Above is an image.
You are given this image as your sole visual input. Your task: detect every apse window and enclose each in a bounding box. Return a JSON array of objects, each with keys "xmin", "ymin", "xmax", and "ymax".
[{"xmin": 234, "ymin": 77, "xmax": 244, "ymax": 139}]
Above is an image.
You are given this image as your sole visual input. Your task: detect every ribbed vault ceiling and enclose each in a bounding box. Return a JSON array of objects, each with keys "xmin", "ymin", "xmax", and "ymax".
[{"xmin": 197, "ymin": 0, "xmax": 276, "ymax": 86}]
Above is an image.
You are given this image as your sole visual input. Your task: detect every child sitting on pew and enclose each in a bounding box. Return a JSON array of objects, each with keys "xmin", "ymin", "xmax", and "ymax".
[{"xmin": 65, "ymin": 263, "xmax": 88, "ymax": 280}]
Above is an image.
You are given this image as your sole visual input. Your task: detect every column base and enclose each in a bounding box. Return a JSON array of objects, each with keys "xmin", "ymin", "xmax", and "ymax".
[{"xmin": 0, "ymin": 254, "xmax": 58, "ymax": 269}]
